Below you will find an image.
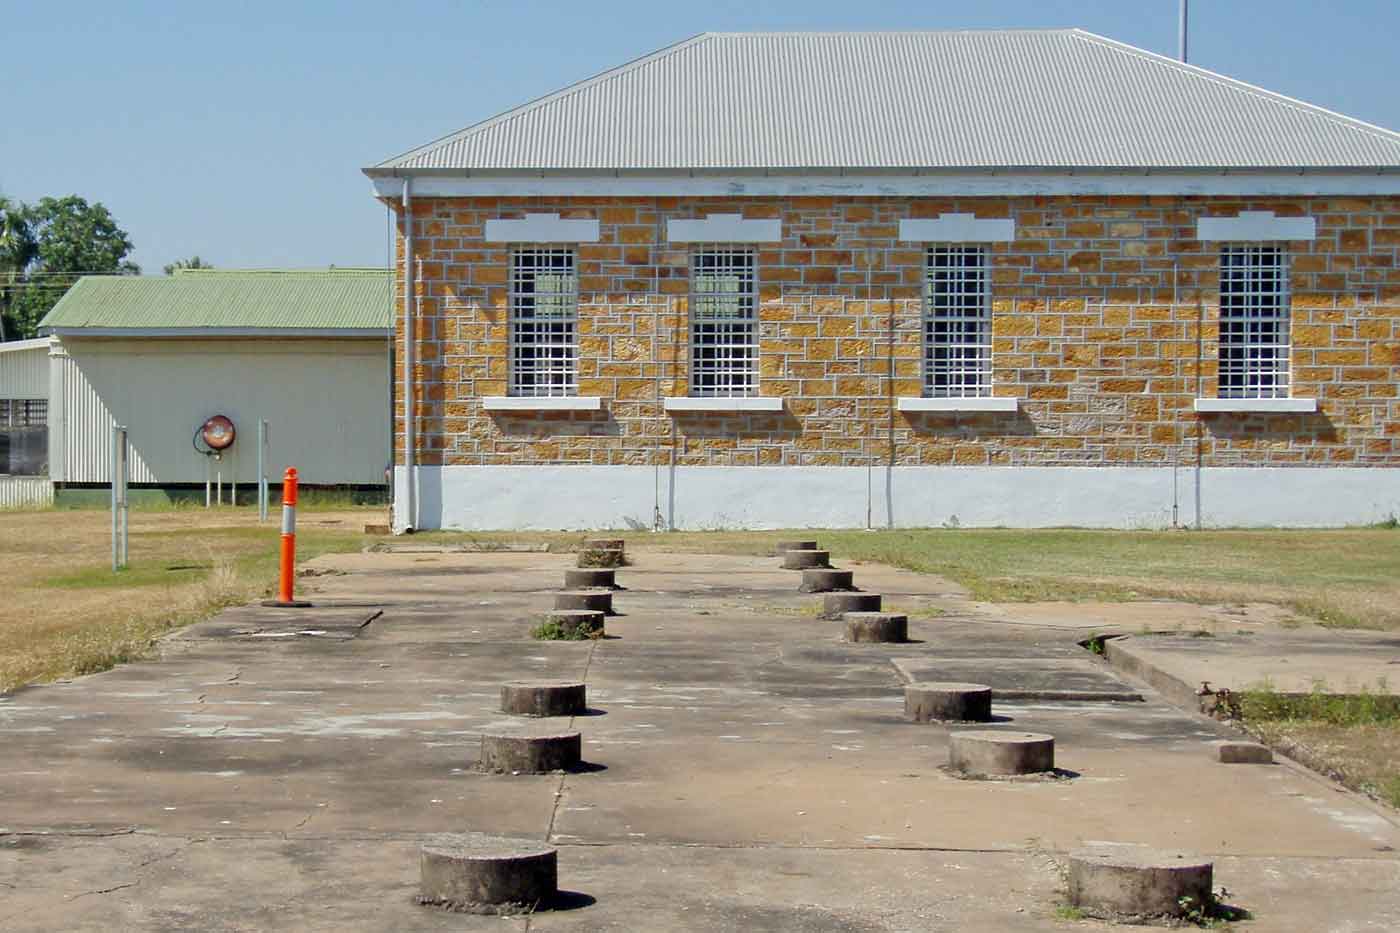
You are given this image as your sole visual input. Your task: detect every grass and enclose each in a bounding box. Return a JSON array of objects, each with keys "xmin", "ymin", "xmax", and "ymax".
[
  {"xmin": 1237, "ymin": 679, "xmax": 1400, "ymax": 809},
  {"xmin": 0, "ymin": 504, "xmax": 384, "ymax": 692}
]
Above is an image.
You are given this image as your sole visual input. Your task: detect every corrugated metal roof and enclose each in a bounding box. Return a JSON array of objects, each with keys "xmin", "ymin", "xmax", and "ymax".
[
  {"xmin": 39, "ymin": 269, "xmax": 392, "ymax": 333},
  {"xmin": 370, "ymin": 30, "xmax": 1400, "ymax": 172}
]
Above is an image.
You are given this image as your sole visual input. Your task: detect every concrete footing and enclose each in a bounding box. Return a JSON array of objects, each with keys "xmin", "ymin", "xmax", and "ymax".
[
  {"xmin": 843, "ymin": 612, "xmax": 908, "ymax": 643},
  {"xmin": 479, "ymin": 730, "xmax": 583, "ymax": 773},
  {"xmin": 541, "ymin": 610, "xmax": 605, "ymax": 638},
  {"xmin": 1212, "ymin": 740, "xmax": 1274, "ymax": 764},
  {"xmin": 799, "ymin": 568, "xmax": 854, "ymax": 592},
  {"xmin": 577, "ymin": 547, "xmax": 625, "ymax": 568},
  {"xmin": 500, "ymin": 681, "xmax": 588, "ymax": 717},
  {"xmin": 948, "ymin": 730, "xmax": 1055, "ymax": 775},
  {"xmin": 905, "ymin": 682, "xmax": 993, "ymax": 722},
  {"xmin": 774, "ymin": 539, "xmax": 819, "ymax": 556},
  {"xmin": 782, "ymin": 549, "xmax": 831, "ymax": 570},
  {"xmin": 418, "ymin": 833, "xmax": 559, "ymax": 914},
  {"xmin": 554, "ymin": 590, "xmax": 614, "ymax": 614},
  {"xmin": 819, "ymin": 592, "xmax": 882, "ymax": 619},
  {"xmin": 563, "ymin": 568, "xmax": 617, "ymax": 589},
  {"xmin": 1067, "ymin": 845, "xmax": 1215, "ymax": 920}
]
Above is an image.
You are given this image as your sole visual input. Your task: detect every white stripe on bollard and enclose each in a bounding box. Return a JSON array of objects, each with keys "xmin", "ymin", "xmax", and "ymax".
[{"xmin": 281, "ymin": 504, "xmax": 296, "ymax": 535}]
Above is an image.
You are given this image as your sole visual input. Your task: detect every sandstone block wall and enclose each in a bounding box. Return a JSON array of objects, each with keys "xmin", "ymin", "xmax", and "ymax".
[{"xmin": 387, "ymin": 195, "xmax": 1400, "ymax": 468}]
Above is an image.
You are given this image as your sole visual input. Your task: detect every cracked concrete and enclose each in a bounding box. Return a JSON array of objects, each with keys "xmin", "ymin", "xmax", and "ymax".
[{"xmin": 1, "ymin": 549, "xmax": 1398, "ymax": 930}]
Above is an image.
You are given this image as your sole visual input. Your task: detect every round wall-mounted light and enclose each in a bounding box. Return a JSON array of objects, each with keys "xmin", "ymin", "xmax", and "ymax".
[{"xmin": 201, "ymin": 414, "xmax": 236, "ymax": 451}]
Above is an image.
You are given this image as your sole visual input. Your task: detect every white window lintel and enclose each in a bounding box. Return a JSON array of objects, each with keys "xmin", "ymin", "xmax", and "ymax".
[
  {"xmin": 667, "ymin": 213, "xmax": 782, "ymax": 243},
  {"xmin": 1193, "ymin": 397, "xmax": 1317, "ymax": 413},
  {"xmin": 900, "ymin": 214, "xmax": 1015, "ymax": 243},
  {"xmin": 483, "ymin": 396, "xmax": 602, "ymax": 412},
  {"xmin": 485, "ymin": 213, "xmax": 600, "ymax": 243},
  {"xmin": 1196, "ymin": 211, "xmax": 1316, "ymax": 242},
  {"xmin": 898, "ymin": 396, "xmax": 1019, "ymax": 413},
  {"xmin": 663, "ymin": 396, "xmax": 784, "ymax": 413}
]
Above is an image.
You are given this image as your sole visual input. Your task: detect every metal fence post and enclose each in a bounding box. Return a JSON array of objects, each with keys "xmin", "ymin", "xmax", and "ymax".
[{"xmin": 111, "ymin": 424, "xmax": 128, "ymax": 570}]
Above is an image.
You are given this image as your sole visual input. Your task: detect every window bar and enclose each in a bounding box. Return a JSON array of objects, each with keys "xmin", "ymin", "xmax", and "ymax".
[
  {"xmin": 1218, "ymin": 245, "xmax": 1289, "ymax": 399},
  {"xmin": 690, "ymin": 247, "xmax": 757, "ymax": 397},
  {"xmin": 509, "ymin": 247, "xmax": 578, "ymax": 397},
  {"xmin": 924, "ymin": 245, "xmax": 991, "ymax": 397}
]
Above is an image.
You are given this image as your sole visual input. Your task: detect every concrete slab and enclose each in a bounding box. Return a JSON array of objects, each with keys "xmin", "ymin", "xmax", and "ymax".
[
  {"xmin": 2, "ymin": 544, "xmax": 1397, "ymax": 930},
  {"xmin": 1106, "ymin": 629, "xmax": 1400, "ymax": 696}
]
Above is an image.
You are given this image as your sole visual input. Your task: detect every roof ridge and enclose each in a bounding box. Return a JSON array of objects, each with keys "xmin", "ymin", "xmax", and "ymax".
[
  {"xmin": 373, "ymin": 32, "xmax": 715, "ymax": 169},
  {"xmin": 1071, "ymin": 30, "xmax": 1400, "ymax": 145}
]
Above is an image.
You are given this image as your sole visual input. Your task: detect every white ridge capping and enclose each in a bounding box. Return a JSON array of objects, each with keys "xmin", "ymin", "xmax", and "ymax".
[
  {"xmin": 898, "ymin": 213, "xmax": 1016, "ymax": 243},
  {"xmin": 483, "ymin": 396, "xmax": 603, "ymax": 411},
  {"xmin": 663, "ymin": 396, "xmax": 785, "ymax": 412},
  {"xmin": 1196, "ymin": 211, "xmax": 1316, "ymax": 242},
  {"xmin": 483, "ymin": 213, "xmax": 601, "ymax": 243},
  {"xmin": 666, "ymin": 213, "xmax": 783, "ymax": 243},
  {"xmin": 1194, "ymin": 397, "xmax": 1318, "ymax": 413},
  {"xmin": 898, "ymin": 396, "xmax": 1019, "ymax": 413}
]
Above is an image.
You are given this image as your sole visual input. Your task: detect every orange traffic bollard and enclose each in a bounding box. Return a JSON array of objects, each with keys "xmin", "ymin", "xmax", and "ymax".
[{"xmin": 261, "ymin": 467, "xmax": 312, "ymax": 608}]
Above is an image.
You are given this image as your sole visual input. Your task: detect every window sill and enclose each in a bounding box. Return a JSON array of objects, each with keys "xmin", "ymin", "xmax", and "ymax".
[
  {"xmin": 1193, "ymin": 398, "xmax": 1317, "ymax": 414},
  {"xmin": 663, "ymin": 396, "xmax": 784, "ymax": 413},
  {"xmin": 483, "ymin": 396, "xmax": 602, "ymax": 412},
  {"xmin": 897, "ymin": 396, "xmax": 1019, "ymax": 413}
]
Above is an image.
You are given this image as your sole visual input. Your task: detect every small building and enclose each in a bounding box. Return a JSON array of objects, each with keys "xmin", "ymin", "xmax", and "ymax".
[
  {"xmin": 39, "ymin": 268, "xmax": 392, "ymax": 503},
  {"xmin": 0, "ymin": 337, "xmax": 53, "ymax": 507},
  {"xmin": 364, "ymin": 29, "xmax": 1400, "ymax": 531}
]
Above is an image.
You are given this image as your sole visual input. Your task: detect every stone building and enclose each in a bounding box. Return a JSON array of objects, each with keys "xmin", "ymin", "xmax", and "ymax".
[{"xmin": 364, "ymin": 30, "xmax": 1400, "ymax": 531}]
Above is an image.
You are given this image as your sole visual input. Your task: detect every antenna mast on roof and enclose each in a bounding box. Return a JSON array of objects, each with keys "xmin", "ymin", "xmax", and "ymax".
[{"xmin": 1179, "ymin": 0, "xmax": 1189, "ymax": 63}]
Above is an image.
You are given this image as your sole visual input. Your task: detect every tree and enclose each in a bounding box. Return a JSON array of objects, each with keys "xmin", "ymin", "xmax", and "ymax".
[
  {"xmin": 0, "ymin": 197, "xmax": 37, "ymax": 341},
  {"xmin": 3, "ymin": 195, "xmax": 139, "ymax": 339},
  {"xmin": 164, "ymin": 256, "xmax": 213, "ymax": 275}
]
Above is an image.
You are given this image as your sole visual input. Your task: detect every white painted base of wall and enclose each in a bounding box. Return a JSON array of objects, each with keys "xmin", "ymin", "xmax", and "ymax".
[{"xmin": 392, "ymin": 465, "xmax": 1400, "ymax": 532}]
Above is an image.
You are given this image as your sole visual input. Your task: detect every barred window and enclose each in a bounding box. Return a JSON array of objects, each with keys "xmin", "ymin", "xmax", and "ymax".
[
  {"xmin": 924, "ymin": 246, "xmax": 991, "ymax": 397},
  {"xmin": 1219, "ymin": 246, "xmax": 1290, "ymax": 398},
  {"xmin": 690, "ymin": 248, "xmax": 757, "ymax": 396},
  {"xmin": 509, "ymin": 248, "xmax": 578, "ymax": 397},
  {"xmin": 0, "ymin": 399, "xmax": 44, "ymax": 427},
  {"xmin": 20, "ymin": 399, "xmax": 46, "ymax": 427}
]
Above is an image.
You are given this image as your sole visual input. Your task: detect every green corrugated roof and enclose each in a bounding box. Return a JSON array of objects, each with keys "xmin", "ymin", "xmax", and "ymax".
[{"xmin": 40, "ymin": 268, "xmax": 392, "ymax": 333}]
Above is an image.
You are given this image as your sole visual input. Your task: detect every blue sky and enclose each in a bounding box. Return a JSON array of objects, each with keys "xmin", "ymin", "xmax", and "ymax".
[{"xmin": 3, "ymin": 0, "xmax": 1397, "ymax": 273}]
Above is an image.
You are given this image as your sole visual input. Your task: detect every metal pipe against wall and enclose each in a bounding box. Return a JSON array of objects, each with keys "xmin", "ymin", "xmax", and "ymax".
[
  {"xmin": 111, "ymin": 425, "xmax": 128, "ymax": 570},
  {"xmin": 257, "ymin": 419, "xmax": 269, "ymax": 521},
  {"xmin": 401, "ymin": 176, "xmax": 417, "ymax": 531}
]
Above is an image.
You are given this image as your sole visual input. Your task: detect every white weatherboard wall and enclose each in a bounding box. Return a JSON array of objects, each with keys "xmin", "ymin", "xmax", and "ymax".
[
  {"xmin": 52, "ymin": 338, "xmax": 389, "ymax": 485},
  {"xmin": 394, "ymin": 465, "xmax": 1400, "ymax": 531},
  {"xmin": 0, "ymin": 338, "xmax": 50, "ymax": 399}
]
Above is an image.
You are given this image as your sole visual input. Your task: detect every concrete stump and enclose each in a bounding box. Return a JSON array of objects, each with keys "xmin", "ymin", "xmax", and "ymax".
[
  {"xmin": 564, "ymin": 568, "xmax": 617, "ymax": 589},
  {"xmin": 905, "ymin": 682, "xmax": 993, "ymax": 722},
  {"xmin": 820, "ymin": 592, "xmax": 882, "ymax": 619},
  {"xmin": 799, "ymin": 568, "xmax": 854, "ymax": 592},
  {"xmin": 583, "ymin": 538, "xmax": 624, "ymax": 552},
  {"xmin": 782, "ymin": 549, "xmax": 831, "ymax": 570},
  {"xmin": 773, "ymin": 539, "xmax": 819, "ymax": 556},
  {"xmin": 577, "ymin": 547, "xmax": 625, "ymax": 568},
  {"xmin": 501, "ymin": 681, "xmax": 587, "ymax": 717},
  {"xmin": 539, "ymin": 610, "xmax": 604, "ymax": 639},
  {"xmin": 1067, "ymin": 845, "xmax": 1214, "ymax": 920},
  {"xmin": 554, "ymin": 590, "xmax": 614, "ymax": 614},
  {"xmin": 843, "ymin": 612, "xmax": 908, "ymax": 643},
  {"xmin": 1212, "ymin": 740, "xmax": 1273, "ymax": 764},
  {"xmin": 479, "ymin": 730, "xmax": 582, "ymax": 773},
  {"xmin": 948, "ymin": 730, "xmax": 1055, "ymax": 775},
  {"xmin": 418, "ymin": 833, "xmax": 558, "ymax": 914}
]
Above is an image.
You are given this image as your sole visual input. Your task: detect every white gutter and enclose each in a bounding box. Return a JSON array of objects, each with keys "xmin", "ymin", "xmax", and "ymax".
[
  {"xmin": 43, "ymin": 327, "xmax": 391, "ymax": 338},
  {"xmin": 401, "ymin": 176, "xmax": 416, "ymax": 531}
]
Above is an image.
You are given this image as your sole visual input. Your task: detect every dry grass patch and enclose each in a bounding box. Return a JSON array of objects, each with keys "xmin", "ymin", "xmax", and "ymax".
[{"xmin": 0, "ymin": 506, "xmax": 379, "ymax": 692}]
